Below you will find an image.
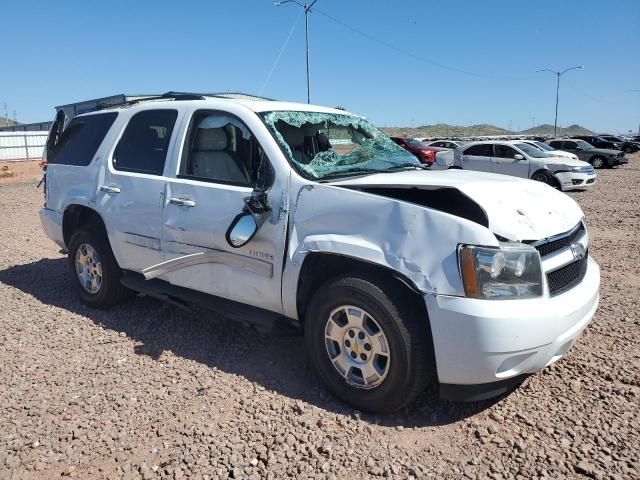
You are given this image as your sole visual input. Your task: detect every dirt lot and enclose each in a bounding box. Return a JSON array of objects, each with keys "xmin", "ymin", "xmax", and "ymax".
[
  {"xmin": 0, "ymin": 161, "xmax": 42, "ymax": 185},
  {"xmin": 1, "ymin": 156, "xmax": 639, "ymax": 480}
]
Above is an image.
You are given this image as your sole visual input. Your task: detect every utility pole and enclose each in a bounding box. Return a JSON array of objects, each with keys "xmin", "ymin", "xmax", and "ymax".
[
  {"xmin": 630, "ymin": 90, "xmax": 640, "ymax": 135},
  {"xmin": 275, "ymin": 0, "xmax": 319, "ymax": 104},
  {"xmin": 537, "ymin": 66, "xmax": 583, "ymax": 137}
]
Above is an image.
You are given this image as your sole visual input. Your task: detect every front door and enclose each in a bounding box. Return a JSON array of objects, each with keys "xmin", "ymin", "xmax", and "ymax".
[
  {"xmin": 99, "ymin": 109, "xmax": 180, "ymax": 271},
  {"xmin": 157, "ymin": 110, "xmax": 288, "ymax": 314},
  {"xmin": 491, "ymin": 144, "xmax": 530, "ymax": 178}
]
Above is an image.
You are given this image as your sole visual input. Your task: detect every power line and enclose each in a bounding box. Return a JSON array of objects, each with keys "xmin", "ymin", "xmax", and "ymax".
[
  {"xmin": 259, "ymin": 9, "xmax": 304, "ymax": 96},
  {"xmin": 313, "ymin": 8, "xmax": 525, "ymax": 81}
]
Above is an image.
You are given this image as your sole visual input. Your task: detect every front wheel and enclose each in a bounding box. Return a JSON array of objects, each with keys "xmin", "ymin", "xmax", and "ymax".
[
  {"xmin": 304, "ymin": 275, "xmax": 434, "ymax": 413},
  {"xmin": 531, "ymin": 170, "xmax": 559, "ymax": 189},
  {"xmin": 590, "ymin": 156, "xmax": 605, "ymax": 169},
  {"xmin": 68, "ymin": 227, "xmax": 131, "ymax": 308}
]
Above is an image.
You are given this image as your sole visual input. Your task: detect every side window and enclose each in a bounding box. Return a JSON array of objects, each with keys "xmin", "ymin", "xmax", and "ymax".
[
  {"xmin": 180, "ymin": 111, "xmax": 272, "ymax": 187},
  {"xmin": 464, "ymin": 144, "xmax": 493, "ymax": 157},
  {"xmin": 564, "ymin": 141, "xmax": 577, "ymax": 149},
  {"xmin": 494, "ymin": 145, "xmax": 518, "ymax": 159},
  {"xmin": 48, "ymin": 112, "xmax": 118, "ymax": 166},
  {"xmin": 113, "ymin": 110, "xmax": 178, "ymax": 175},
  {"xmin": 549, "ymin": 141, "xmax": 562, "ymax": 149}
]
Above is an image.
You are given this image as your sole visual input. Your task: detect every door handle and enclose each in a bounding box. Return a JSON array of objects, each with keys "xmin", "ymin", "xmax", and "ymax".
[
  {"xmin": 169, "ymin": 197, "xmax": 196, "ymax": 207},
  {"xmin": 99, "ymin": 185, "xmax": 121, "ymax": 194}
]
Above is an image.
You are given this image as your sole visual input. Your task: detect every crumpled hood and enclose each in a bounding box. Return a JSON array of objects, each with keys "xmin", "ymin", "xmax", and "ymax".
[
  {"xmin": 331, "ymin": 170, "xmax": 583, "ymax": 241},
  {"xmin": 541, "ymin": 156, "xmax": 591, "ymax": 168}
]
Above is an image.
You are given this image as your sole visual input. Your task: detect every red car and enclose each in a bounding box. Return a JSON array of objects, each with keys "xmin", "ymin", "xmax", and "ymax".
[{"xmin": 390, "ymin": 136, "xmax": 440, "ymax": 166}]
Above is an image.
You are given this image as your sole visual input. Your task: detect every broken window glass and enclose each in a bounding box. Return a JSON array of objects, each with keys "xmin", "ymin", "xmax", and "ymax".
[{"xmin": 261, "ymin": 111, "xmax": 421, "ymax": 180}]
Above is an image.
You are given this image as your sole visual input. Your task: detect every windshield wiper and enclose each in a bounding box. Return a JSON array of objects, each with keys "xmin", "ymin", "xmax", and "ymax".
[{"xmin": 318, "ymin": 164, "xmax": 425, "ymax": 182}]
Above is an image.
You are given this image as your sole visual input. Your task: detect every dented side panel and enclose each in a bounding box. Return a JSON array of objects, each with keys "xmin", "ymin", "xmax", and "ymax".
[{"xmin": 281, "ymin": 178, "xmax": 498, "ymax": 320}]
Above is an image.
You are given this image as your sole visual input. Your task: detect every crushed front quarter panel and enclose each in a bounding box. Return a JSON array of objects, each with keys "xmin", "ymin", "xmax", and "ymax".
[{"xmin": 281, "ymin": 180, "xmax": 498, "ymax": 319}]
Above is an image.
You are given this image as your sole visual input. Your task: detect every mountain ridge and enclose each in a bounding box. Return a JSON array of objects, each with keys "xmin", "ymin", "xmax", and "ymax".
[{"xmin": 381, "ymin": 123, "xmax": 594, "ymax": 138}]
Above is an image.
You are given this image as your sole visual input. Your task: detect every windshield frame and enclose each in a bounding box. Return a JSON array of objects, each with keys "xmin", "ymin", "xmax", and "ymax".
[{"xmin": 259, "ymin": 110, "xmax": 422, "ymax": 181}]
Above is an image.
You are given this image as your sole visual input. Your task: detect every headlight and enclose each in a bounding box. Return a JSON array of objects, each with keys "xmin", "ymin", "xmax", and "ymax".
[{"xmin": 458, "ymin": 243, "xmax": 543, "ymax": 299}]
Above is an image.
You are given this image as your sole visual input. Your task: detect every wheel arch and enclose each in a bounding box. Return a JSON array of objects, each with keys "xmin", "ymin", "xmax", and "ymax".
[
  {"xmin": 62, "ymin": 204, "xmax": 108, "ymax": 247},
  {"xmin": 295, "ymin": 252, "xmax": 427, "ymax": 324}
]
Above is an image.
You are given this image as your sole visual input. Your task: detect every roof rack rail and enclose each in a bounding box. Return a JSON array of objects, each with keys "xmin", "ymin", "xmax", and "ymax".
[{"xmin": 55, "ymin": 91, "xmax": 277, "ymax": 122}]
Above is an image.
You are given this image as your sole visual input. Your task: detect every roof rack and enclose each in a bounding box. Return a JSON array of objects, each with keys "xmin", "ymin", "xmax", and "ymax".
[{"xmin": 55, "ymin": 92, "xmax": 276, "ymax": 121}]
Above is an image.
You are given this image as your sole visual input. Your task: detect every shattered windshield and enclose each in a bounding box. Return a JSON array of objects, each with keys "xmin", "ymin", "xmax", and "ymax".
[{"xmin": 261, "ymin": 111, "xmax": 421, "ymax": 180}]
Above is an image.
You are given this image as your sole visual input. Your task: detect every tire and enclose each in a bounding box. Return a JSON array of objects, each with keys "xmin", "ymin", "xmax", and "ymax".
[
  {"xmin": 590, "ymin": 156, "xmax": 605, "ymax": 169},
  {"xmin": 605, "ymin": 156, "xmax": 616, "ymax": 168},
  {"xmin": 67, "ymin": 226, "xmax": 131, "ymax": 308},
  {"xmin": 531, "ymin": 170, "xmax": 560, "ymax": 189},
  {"xmin": 304, "ymin": 275, "xmax": 434, "ymax": 413}
]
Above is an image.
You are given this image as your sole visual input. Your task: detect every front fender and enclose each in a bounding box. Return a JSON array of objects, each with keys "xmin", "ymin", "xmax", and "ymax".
[{"xmin": 281, "ymin": 182, "xmax": 498, "ymax": 319}]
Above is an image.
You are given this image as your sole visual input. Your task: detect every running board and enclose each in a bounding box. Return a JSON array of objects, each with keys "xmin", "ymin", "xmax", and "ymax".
[{"xmin": 120, "ymin": 271, "xmax": 302, "ymax": 336}]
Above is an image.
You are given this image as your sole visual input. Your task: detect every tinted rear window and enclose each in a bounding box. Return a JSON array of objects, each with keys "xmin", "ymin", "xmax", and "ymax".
[
  {"xmin": 113, "ymin": 110, "xmax": 178, "ymax": 175},
  {"xmin": 48, "ymin": 112, "xmax": 118, "ymax": 166}
]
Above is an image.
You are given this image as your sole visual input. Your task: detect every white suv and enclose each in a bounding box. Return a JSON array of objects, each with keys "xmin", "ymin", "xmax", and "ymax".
[
  {"xmin": 40, "ymin": 93, "xmax": 600, "ymax": 412},
  {"xmin": 453, "ymin": 140, "xmax": 596, "ymax": 190}
]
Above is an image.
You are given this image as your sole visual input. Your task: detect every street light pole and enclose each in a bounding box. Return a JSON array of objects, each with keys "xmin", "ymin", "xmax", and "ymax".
[
  {"xmin": 275, "ymin": 0, "xmax": 319, "ymax": 104},
  {"xmin": 537, "ymin": 66, "xmax": 583, "ymax": 137}
]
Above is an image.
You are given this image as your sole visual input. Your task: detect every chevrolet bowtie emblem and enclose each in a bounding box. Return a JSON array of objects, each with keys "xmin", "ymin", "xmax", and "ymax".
[{"xmin": 570, "ymin": 242, "xmax": 586, "ymax": 261}]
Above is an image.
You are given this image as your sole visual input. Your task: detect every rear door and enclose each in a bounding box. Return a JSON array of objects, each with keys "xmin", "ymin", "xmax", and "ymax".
[
  {"xmin": 157, "ymin": 108, "xmax": 288, "ymax": 314},
  {"xmin": 491, "ymin": 144, "xmax": 529, "ymax": 178},
  {"xmin": 99, "ymin": 109, "xmax": 180, "ymax": 272},
  {"xmin": 460, "ymin": 143, "xmax": 493, "ymax": 172}
]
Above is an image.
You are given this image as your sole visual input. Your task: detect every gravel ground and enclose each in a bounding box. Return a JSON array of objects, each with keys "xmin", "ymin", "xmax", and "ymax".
[{"xmin": 1, "ymin": 155, "xmax": 638, "ymax": 480}]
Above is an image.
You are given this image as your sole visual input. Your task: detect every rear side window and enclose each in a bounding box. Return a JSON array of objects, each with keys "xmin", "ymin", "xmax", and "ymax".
[
  {"xmin": 48, "ymin": 112, "xmax": 117, "ymax": 166},
  {"xmin": 549, "ymin": 141, "xmax": 563, "ymax": 149},
  {"xmin": 113, "ymin": 110, "xmax": 178, "ymax": 175},
  {"xmin": 464, "ymin": 144, "xmax": 493, "ymax": 156}
]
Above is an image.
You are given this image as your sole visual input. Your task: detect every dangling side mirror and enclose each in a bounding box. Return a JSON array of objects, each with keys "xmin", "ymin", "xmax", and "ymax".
[
  {"xmin": 226, "ymin": 212, "xmax": 259, "ymax": 248},
  {"xmin": 225, "ymin": 190, "xmax": 271, "ymax": 248}
]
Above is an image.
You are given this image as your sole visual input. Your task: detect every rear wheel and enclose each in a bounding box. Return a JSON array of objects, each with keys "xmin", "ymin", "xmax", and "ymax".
[
  {"xmin": 304, "ymin": 275, "xmax": 434, "ymax": 413},
  {"xmin": 590, "ymin": 156, "xmax": 605, "ymax": 169},
  {"xmin": 68, "ymin": 227, "xmax": 131, "ymax": 308}
]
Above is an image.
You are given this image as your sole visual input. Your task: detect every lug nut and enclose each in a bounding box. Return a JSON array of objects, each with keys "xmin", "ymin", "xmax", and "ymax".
[
  {"xmin": 345, "ymin": 340, "xmax": 351, "ymax": 347},
  {"xmin": 364, "ymin": 343, "xmax": 371, "ymax": 351},
  {"xmin": 358, "ymin": 332, "xmax": 365, "ymax": 340},
  {"xmin": 350, "ymin": 352, "xmax": 357, "ymax": 359},
  {"xmin": 348, "ymin": 330, "xmax": 355, "ymax": 338},
  {"xmin": 360, "ymin": 354, "xmax": 367, "ymax": 361}
]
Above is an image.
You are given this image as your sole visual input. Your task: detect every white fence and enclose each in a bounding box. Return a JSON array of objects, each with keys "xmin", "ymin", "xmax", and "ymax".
[{"xmin": 0, "ymin": 131, "xmax": 48, "ymax": 161}]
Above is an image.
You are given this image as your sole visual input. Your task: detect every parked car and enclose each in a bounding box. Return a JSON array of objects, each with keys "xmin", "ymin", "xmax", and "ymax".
[
  {"xmin": 390, "ymin": 137, "xmax": 438, "ymax": 165},
  {"xmin": 597, "ymin": 135, "xmax": 640, "ymax": 154},
  {"xmin": 423, "ymin": 139, "xmax": 465, "ymax": 150},
  {"xmin": 573, "ymin": 135, "xmax": 622, "ymax": 151},
  {"xmin": 518, "ymin": 140, "xmax": 579, "ymax": 161},
  {"xmin": 452, "ymin": 141, "xmax": 595, "ymax": 190},
  {"xmin": 40, "ymin": 93, "xmax": 600, "ymax": 413},
  {"xmin": 547, "ymin": 138, "xmax": 627, "ymax": 168}
]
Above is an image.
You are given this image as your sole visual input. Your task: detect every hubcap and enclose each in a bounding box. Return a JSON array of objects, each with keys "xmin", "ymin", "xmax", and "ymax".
[
  {"xmin": 324, "ymin": 306, "xmax": 390, "ymax": 389},
  {"xmin": 75, "ymin": 243, "xmax": 103, "ymax": 294}
]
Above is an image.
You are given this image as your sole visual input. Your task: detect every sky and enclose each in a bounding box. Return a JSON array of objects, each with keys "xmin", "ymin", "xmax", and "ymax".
[{"xmin": 2, "ymin": 0, "xmax": 639, "ymax": 133}]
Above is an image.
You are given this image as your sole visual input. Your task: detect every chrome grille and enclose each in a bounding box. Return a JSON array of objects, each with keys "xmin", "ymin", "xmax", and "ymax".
[{"xmin": 528, "ymin": 222, "xmax": 586, "ymax": 258}]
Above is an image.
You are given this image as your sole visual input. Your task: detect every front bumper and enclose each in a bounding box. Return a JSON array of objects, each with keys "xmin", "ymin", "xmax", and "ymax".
[
  {"xmin": 425, "ymin": 256, "xmax": 600, "ymax": 395},
  {"xmin": 616, "ymin": 156, "xmax": 628, "ymax": 165},
  {"xmin": 555, "ymin": 171, "xmax": 596, "ymax": 190}
]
